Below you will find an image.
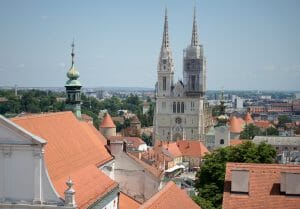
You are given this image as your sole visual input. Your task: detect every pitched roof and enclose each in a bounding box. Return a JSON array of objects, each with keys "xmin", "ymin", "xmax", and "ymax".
[
  {"xmin": 163, "ymin": 142, "xmax": 182, "ymax": 158},
  {"xmin": 54, "ymin": 165, "xmax": 118, "ymax": 209},
  {"xmin": 254, "ymin": 120, "xmax": 272, "ymax": 129},
  {"xmin": 230, "ymin": 139, "xmax": 244, "ymax": 146},
  {"xmin": 119, "ymin": 192, "xmax": 141, "ymax": 209},
  {"xmin": 222, "ymin": 163, "xmax": 300, "ymax": 209},
  {"xmin": 100, "ymin": 113, "xmax": 116, "ymax": 128},
  {"xmin": 176, "ymin": 140, "xmax": 209, "ymax": 157},
  {"xmin": 140, "ymin": 181, "xmax": 201, "ymax": 209},
  {"xmin": 11, "ymin": 111, "xmax": 115, "ymax": 208},
  {"xmin": 244, "ymin": 112, "xmax": 253, "ymax": 124},
  {"xmin": 108, "ymin": 136, "xmax": 145, "ymax": 149},
  {"xmin": 230, "ymin": 116, "xmax": 244, "ymax": 133}
]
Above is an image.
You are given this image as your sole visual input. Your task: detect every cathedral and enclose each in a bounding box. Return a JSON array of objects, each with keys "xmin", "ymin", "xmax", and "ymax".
[{"xmin": 153, "ymin": 8, "xmax": 211, "ymax": 142}]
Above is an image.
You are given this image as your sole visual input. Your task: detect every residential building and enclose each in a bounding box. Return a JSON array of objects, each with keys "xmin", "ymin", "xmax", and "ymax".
[
  {"xmin": 140, "ymin": 181, "xmax": 201, "ymax": 209},
  {"xmin": 222, "ymin": 163, "xmax": 300, "ymax": 209}
]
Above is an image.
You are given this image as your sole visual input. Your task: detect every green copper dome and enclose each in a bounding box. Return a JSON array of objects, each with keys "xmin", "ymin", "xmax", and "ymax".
[{"xmin": 67, "ymin": 64, "xmax": 80, "ymax": 80}]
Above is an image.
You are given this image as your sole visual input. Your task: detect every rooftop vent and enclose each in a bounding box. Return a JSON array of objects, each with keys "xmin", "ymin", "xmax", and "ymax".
[
  {"xmin": 231, "ymin": 169, "xmax": 249, "ymax": 194},
  {"xmin": 281, "ymin": 172, "xmax": 300, "ymax": 195}
]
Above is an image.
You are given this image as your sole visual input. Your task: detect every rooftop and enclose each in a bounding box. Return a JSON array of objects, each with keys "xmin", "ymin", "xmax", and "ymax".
[{"xmin": 222, "ymin": 162, "xmax": 300, "ymax": 209}]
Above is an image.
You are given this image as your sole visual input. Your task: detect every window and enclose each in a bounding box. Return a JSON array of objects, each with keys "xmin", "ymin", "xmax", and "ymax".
[
  {"xmin": 177, "ymin": 102, "xmax": 180, "ymax": 113},
  {"xmin": 220, "ymin": 139, "xmax": 224, "ymax": 145},
  {"xmin": 191, "ymin": 102, "xmax": 195, "ymax": 111},
  {"xmin": 173, "ymin": 102, "xmax": 176, "ymax": 113},
  {"xmin": 163, "ymin": 76, "xmax": 166, "ymax": 91},
  {"xmin": 181, "ymin": 102, "xmax": 184, "ymax": 113},
  {"xmin": 191, "ymin": 75, "xmax": 196, "ymax": 90},
  {"xmin": 162, "ymin": 102, "xmax": 166, "ymax": 110}
]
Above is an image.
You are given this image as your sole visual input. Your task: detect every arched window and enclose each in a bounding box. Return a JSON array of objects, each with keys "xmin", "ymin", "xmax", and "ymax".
[
  {"xmin": 177, "ymin": 102, "xmax": 180, "ymax": 113},
  {"xmin": 220, "ymin": 139, "xmax": 224, "ymax": 145},
  {"xmin": 173, "ymin": 102, "xmax": 176, "ymax": 113},
  {"xmin": 181, "ymin": 102, "xmax": 184, "ymax": 113}
]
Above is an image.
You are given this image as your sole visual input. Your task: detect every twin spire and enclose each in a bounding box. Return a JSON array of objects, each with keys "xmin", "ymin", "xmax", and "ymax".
[{"xmin": 161, "ymin": 7, "xmax": 200, "ymax": 49}]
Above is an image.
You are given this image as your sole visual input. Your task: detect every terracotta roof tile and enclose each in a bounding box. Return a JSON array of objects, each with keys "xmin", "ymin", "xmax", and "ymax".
[
  {"xmin": 11, "ymin": 112, "xmax": 114, "ymax": 208},
  {"xmin": 119, "ymin": 192, "xmax": 141, "ymax": 209},
  {"xmin": 176, "ymin": 140, "xmax": 209, "ymax": 157},
  {"xmin": 222, "ymin": 163, "xmax": 300, "ymax": 209},
  {"xmin": 244, "ymin": 112, "xmax": 253, "ymax": 124},
  {"xmin": 230, "ymin": 116, "xmax": 244, "ymax": 133},
  {"xmin": 254, "ymin": 120, "xmax": 272, "ymax": 129},
  {"xmin": 230, "ymin": 139, "xmax": 244, "ymax": 146},
  {"xmin": 163, "ymin": 142, "xmax": 182, "ymax": 158},
  {"xmin": 100, "ymin": 113, "xmax": 116, "ymax": 128},
  {"xmin": 140, "ymin": 181, "xmax": 201, "ymax": 209},
  {"xmin": 54, "ymin": 165, "xmax": 118, "ymax": 209}
]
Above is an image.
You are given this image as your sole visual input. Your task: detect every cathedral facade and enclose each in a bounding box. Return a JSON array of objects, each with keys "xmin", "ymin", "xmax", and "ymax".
[{"xmin": 154, "ymin": 8, "xmax": 209, "ymax": 142}]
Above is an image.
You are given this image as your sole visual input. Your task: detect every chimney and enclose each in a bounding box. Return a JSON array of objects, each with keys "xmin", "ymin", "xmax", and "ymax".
[
  {"xmin": 281, "ymin": 172, "xmax": 300, "ymax": 195},
  {"xmin": 231, "ymin": 169, "xmax": 249, "ymax": 194},
  {"xmin": 64, "ymin": 177, "xmax": 76, "ymax": 207}
]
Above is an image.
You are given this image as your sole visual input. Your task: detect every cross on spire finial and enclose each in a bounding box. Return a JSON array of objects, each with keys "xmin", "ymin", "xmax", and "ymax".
[{"xmin": 191, "ymin": 6, "xmax": 199, "ymax": 46}]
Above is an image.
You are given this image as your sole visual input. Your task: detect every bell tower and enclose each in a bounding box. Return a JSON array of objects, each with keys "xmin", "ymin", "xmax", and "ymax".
[{"xmin": 65, "ymin": 41, "xmax": 82, "ymax": 119}]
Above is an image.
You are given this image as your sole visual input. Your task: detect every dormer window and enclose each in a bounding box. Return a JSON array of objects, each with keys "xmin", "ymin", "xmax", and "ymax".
[{"xmin": 231, "ymin": 170, "xmax": 249, "ymax": 194}]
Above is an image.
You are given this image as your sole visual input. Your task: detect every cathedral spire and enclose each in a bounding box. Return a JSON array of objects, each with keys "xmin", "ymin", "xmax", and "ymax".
[
  {"xmin": 161, "ymin": 8, "xmax": 169, "ymax": 49},
  {"xmin": 191, "ymin": 6, "xmax": 199, "ymax": 46}
]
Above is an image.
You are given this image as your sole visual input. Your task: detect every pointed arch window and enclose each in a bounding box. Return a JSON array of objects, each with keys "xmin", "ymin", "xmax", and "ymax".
[
  {"xmin": 181, "ymin": 102, "xmax": 184, "ymax": 113},
  {"xmin": 163, "ymin": 77, "xmax": 166, "ymax": 91},
  {"xmin": 177, "ymin": 102, "xmax": 180, "ymax": 113},
  {"xmin": 173, "ymin": 102, "xmax": 176, "ymax": 113}
]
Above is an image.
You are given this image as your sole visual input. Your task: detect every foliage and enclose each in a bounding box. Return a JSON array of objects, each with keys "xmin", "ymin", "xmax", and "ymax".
[
  {"xmin": 277, "ymin": 115, "xmax": 292, "ymax": 128},
  {"xmin": 141, "ymin": 133, "xmax": 152, "ymax": 146},
  {"xmin": 240, "ymin": 123, "xmax": 261, "ymax": 139},
  {"xmin": 194, "ymin": 141, "xmax": 276, "ymax": 209},
  {"xmin": 262, "ymin": 126, "xmax": 279, "ymax": 136}
]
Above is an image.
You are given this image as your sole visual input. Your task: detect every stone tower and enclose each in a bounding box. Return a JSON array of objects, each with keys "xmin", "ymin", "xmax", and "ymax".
[
  {"xmin": 99, "ymin": 113, "xmax": 116, "ymax": 139},
  {"xmin": 65, "ymin": 41, "xmax": 82, "ymax": 119},
  {"xmin": 154, "ymin": 8, "xmax": 207, "ymax": 143}
]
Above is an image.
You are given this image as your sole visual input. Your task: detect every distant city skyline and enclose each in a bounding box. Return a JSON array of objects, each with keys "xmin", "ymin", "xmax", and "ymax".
[{"xmin": 0, "ymin": 0, "xmax": 300, "ymax": 90}]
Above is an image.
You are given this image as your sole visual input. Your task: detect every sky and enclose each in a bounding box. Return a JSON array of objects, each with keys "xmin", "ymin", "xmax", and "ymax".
[{"xmin": 0, "ymin": 0, "xmax": 299, "ymax": 90}]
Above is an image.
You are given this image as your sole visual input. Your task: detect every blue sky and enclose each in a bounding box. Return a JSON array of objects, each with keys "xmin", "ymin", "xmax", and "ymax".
[{"xmin": 0, "ymin": 0, "xmax": 299, "ymax": 90}]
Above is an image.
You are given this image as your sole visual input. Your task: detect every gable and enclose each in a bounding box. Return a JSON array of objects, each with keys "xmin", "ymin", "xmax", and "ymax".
[{"xmin": 0, "ymin": 115, "xmax": 46, "ymax": 145}]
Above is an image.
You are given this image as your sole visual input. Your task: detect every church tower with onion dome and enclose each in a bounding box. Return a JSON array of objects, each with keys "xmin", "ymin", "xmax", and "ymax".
[{"xmin": 65, "ymin": 41, "xmax": 82, "ymax": 119}]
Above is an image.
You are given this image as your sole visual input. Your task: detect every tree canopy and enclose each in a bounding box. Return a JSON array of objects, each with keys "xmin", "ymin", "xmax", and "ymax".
[{"xmin": 194, "ymin": 141, "xmax": 276, "ymax": 209}]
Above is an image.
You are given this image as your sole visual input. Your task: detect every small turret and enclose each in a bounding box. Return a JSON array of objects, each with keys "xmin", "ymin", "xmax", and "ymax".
[
  {"xmin": 64, "ymin": 177, "xmax": 76, "ymax": 207},
  {"xmin": 99, "ymin": 113, "xmax": 116, "ymax": 138}
]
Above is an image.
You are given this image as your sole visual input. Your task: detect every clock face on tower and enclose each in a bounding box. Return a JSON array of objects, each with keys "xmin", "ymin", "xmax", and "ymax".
[{"xmin": 175, "ymin": 117, "xmax": 182, "ymax": 124}]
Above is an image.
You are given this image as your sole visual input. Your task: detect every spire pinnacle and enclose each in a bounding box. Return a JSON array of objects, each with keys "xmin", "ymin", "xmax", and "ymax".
[
  {"xmin": 71, "ymin": 39, "xmax": 75, "ymax": 66},
  {"xmin": 191, "ymin": 6, "xmax": 199, "ymax": 46},
  {"xmin": 162, "ymin": 8, "xmax": 169, "ymax": 49}
]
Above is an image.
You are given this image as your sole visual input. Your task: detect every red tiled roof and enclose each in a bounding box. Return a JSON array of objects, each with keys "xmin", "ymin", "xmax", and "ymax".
[
  {"xmin": 254, "ymin": 120, "xmax": 272, "ymax": 129},
  {"xmin": 176, "ymin": 140, "xmax": 209, "ymax": 158},
  {"xmin": 230, "ymin": 116, "xmax": 244, "ymax": 133},
  {"xmin": 100, "ymin": 113, "xmax": 116, "ymax": 128},
  {"xmin": 54, "ymin": 165, "xmax": 118, "ymax": 209},
  {"xmin": 230, "ymin": 139, "xmax": 244, "ymax": 146},
  {"xmin": 163, "ymin": 142, "xmax": 182, "ymax": 158},
  {"xmin": 244, "ymin": 112, "xmax": 253, "ymax": 124},
  {"xmin": 11, "ymin": 112, "xmax": 115, "ymax": 208},
  {"xmin": 119, "ymin": 192, "xmax": 141, "ymax": 209},
  {"xmin": 140, "ymin": 181, "xmax": 201, "ymax": 209},
  {"xmin": 222, "ymin": 163, "xmax": 300, "ymax": 209},
  {"xmin": 108, "ymin": 136, "xmax": 145, "ymax": 149}
]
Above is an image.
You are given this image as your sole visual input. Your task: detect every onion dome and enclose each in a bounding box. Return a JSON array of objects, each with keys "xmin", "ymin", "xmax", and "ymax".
[{"xmin": 65, "ymin": 41, "xmax": 81, "ymax": 86}]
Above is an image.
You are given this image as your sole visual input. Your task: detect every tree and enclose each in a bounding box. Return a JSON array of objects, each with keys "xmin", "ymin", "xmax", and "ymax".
[
  {"xmin": 277, "ymin": 115, "xmax": 292, "ymax": 128},
  {"xmin": 194, "ymin": 141, "xmax": 276, "ymax": 209},
  {"xmin": 263, "ymin": 126, "xmax": 279, "ymax": 136},
  {"xmin": 240, "ymin": 123, "xmax": 261, "ymax": 139}
]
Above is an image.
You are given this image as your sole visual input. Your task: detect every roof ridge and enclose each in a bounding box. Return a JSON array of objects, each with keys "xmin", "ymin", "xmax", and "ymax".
[
  {"xmin": 227, "ymin": 162, "xmax": 300, "ymax": 168},
  {"xmin": 12, "ymin": 111, "xmax": 73, "ymax": 121}
]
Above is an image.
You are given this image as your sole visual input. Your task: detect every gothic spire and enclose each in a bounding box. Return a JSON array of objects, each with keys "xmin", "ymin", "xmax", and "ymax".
[
  {"xmin": 161, "ymin": 8, "xmax": 169, "ymax": 49},
  {"xmin": 191, "ymin": 6, "xmax": 199, "ymax": 46}
]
